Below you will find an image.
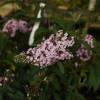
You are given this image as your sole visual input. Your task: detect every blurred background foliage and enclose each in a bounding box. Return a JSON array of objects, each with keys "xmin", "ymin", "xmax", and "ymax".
[{"xmin": 0, "ymin": 0, "xmax": 100, "ymax": 100}]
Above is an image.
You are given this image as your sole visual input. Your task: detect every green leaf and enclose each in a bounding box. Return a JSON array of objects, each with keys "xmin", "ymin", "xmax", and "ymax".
[
  {"xmin": 66, "ymin": 90, "xmax": 85, "ymax": 100},
  {"xmin": 0, "ymin": 33, "xmax": 8, "ymax": 53},
  {"xmin": 88, "ymin": 62, "xmax": 100, "ymax": 90},
  {"xmin": 53, "ymin": 93, "xmax": 61, "ymax": 100},
  {"xmin": 39, "ymin": 91, "xmax": 47, "ymax": 100},
  {"xmin": 57, "ymin": 62, "xmax": 65, "ymax": 74},
  {"xmin": 51, "ymin": 78, "xmax": 61, "ymax": 91},
  {"xmin": 0, "ymin": 94, "xmax": 3, "ymax": 100}
]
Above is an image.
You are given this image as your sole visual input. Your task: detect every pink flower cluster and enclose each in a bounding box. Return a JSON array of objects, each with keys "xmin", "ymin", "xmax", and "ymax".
[
  {"xmin": 84, "ymin": 34, "xmax": 94, "ymax": 48},
  {"xmin": 2, "ymin": 19, "xmax": 31, "ymax": 37},
  {"xmin": 76, "ymin": 44, "xmax": 92, "ymax": 61},
  {"xmin": 16, "ymin": 30, "xmax": 74, "ymax": 68},
  {"xmin": 76, "ymin": 34, "xmax": 94, "ymax": 62},
  {"xmin": 2, "ymin": 19, "xmax": 18, "ymax": 37},
  {"xmin": 14, "ymin": 30, "xmax": 95, "ymax": 68}
]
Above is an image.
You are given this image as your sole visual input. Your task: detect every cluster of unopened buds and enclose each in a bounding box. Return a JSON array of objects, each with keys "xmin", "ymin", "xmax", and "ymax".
[
  {"xmin": 15, "ymin": 30, "xmax": 94, "ymax": 69},
  {"xmin": 2, "ymin": 19, "xmax": 31, "ymax": 37},
  {"xmin": 0, "ymin": 69, "xmax": 15, "ymax": 86},
  {"xmin": 0, "ymin": 76, "xmax": 8, "ymax": 86}
]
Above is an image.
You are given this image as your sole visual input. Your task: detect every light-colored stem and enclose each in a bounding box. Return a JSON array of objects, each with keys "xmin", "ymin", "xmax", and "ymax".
[{"xmin": 88, "ymin": 0, "xmax": 96, "ymax": 11}]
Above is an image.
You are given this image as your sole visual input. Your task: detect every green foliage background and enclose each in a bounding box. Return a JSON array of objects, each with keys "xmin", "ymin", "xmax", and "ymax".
[{"xmin": 0, "ymin": 0, "xmax": 100, "ymax": 100}]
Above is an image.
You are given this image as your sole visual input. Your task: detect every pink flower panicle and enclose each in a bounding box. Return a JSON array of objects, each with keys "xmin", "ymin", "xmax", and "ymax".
[
  {"xmin": 15, "ymin": 30, "xmax": 74, "ymax": 69},
  {"xmin": 18, "ymin": 20, "xmax": 29, "ymax": 33},
  {"xmin": 76, "ymin": 44, "xmax": 92, "ymax": 61},
  {"xmin": 2, "ymin": 19, "xmax": 30, "ymax": 37},
  {"xmin": 14, "ymin": 30, "xmax": 95, "ymax": 68},
  {"xmin": 2, "ymin": 19, "xmax": 18, "ymax": 37},
  {"xmin": 84, "ymin": 34, "xmax": 94, "ymax": 48}
]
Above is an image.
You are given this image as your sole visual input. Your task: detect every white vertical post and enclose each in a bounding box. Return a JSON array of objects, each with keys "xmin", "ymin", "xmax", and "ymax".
[
  {"xmin": 28, "ymin": 2, "xmax": 46, "ymax": 46},
  {"xmin": 88, "ymin": 0, "xmax": 96, "ymax": 11}
]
